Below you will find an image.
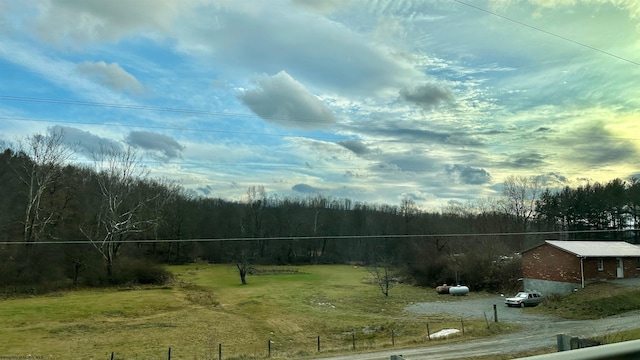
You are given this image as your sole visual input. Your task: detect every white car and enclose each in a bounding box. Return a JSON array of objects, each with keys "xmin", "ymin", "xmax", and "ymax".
[{"xmin": 505, "ymin": 291, "xmax": 544, "ymax": 308}]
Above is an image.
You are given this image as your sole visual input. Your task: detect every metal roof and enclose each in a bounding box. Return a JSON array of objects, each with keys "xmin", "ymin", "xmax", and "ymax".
[{"xmin": 545, "ymin": 240, "xmax": 640, "ymax": 257}]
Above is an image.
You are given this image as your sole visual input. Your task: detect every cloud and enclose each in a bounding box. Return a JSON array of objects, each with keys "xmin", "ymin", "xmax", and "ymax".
[
  {"xmin": 125, "ymin": 131, "xmax": 184, "ymax": 159},
  {"xmin": 399, "ymin": 190, "xmax": 429, "ymax": 202},
  {"xmin": 197, "ymin": 184, "xmax": 214, "ymax": 196},
  {"xmin": 292, "ymin": 183, "xmax": 323, "ymax": 194},
  {"xmin": 0, "ymin": 40, "xmax": 134, "ymax": 104},
  {"xmin": 384, "ymin": 158, "xmax": 427, "ymax": 173},
  {"xmin": 2, "ymin": 1, "xmax": 638, "ymax": 210},
  {"xmin": 16, "ymin": 1, "xmax": 422, "ymax": 97},
  {"xmin": 357, "ymin": 119, "xmax": 485, "ymax": 148},
  {"xmin": 557, "ymin": 121, "xmax": 638, "ymax": 166},
  {"xmin": 291, "ymin": 0, "xmax": 342, "ymax": 13},
  {"xmin": 77, "ymin": 61, "xmax": 144, "ymax": 95},
  {"xmin": 505, "ymin": 152, "xmax": 547, "ymax": 168},
  {"xmin": 30, "ymin": 0, "xmax": 183, "ymax": 45},
  {"xmin": 399, "ymin": 83, "xmax": 454, "ymax": 110},
  {"xmin": 49, "ymin": 125, "xmax": 121, "ymax": 156},
  {"xmin": 179, "ymin": 3, "xmax": 421, "ymax": 97},
  {"xmin": 534, "ymin": 172, "xmax": 568, "ymax": 188},
  {"xmin": 338, "ymin": 139, "xmax": 370, "ymax": 155},
  {"xmin": 446, "ymin": 164, "xmax": 492, "ymax": 185},
  {"xmin": 238, "ymin": 71, "xmax": 336, "ymax": 130}
]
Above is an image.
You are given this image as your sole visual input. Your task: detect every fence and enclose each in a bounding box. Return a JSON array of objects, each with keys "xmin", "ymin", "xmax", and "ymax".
[{"xmin": 105, "ymin": 316, "xmax": 500, "ymax": 359}]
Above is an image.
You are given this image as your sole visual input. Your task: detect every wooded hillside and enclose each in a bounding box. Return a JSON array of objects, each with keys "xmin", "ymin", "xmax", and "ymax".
[{"xmin": 2, "ymin": 132, "xmax": 639, "ymax": 294}]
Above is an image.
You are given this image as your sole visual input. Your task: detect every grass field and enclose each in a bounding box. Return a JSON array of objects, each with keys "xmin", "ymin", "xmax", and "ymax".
[{"xmin": 0, "ymin": 264, "xmax": 513, "ymax": 359}]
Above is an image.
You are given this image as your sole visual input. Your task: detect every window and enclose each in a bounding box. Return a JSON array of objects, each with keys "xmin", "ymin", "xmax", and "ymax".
[
  {"xmin": 597, "ymin": 258, "xmax": 604, "ymax": 271},
  {"xmin": 637, "ymin": 258, "xmax": 640, "ymax": 269}
]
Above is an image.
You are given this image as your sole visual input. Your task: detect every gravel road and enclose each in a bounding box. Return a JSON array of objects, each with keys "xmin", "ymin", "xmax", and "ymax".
[
  {"xmin": 313, "ymin": 292, "xmax": 640, "ymax": 360},
  {"xmin": 405, "ymin": 294, "xmax": 553, "ymax": 323}
]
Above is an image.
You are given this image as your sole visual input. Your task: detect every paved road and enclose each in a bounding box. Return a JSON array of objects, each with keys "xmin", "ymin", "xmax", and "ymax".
[{"xmin": 312, "ymin": 292, "xmax": 640, "ymax": 360}]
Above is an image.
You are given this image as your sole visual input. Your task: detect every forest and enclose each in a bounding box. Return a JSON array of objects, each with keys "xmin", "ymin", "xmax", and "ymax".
[{"xmin": 1, "ymin": 131, "xmax": 639, "ymax": 294}]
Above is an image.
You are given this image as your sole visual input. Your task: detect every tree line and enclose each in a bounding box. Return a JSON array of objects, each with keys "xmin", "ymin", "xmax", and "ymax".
[
  {"xmin": 536, "ymin": 178, "xmax": 640, "ymax": 241},
  {"xmin": 1, "ymin": 130, "xmax": 638, "ymax": 294}
]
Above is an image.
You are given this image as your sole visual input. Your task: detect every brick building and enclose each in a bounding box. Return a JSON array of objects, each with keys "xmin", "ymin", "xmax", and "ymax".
[{"xmin": 522, "ymin": 240, "xmax": 640, "ymax": 295}]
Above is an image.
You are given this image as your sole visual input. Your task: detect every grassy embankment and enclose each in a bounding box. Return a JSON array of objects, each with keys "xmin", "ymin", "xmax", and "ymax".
[
  {"xmin": 530, "ymin": 281, "xmax": 640, "ymax": 320},
  {"xmin": 0, "ymin": 264, "xmax": 514, "ymax": 359}
]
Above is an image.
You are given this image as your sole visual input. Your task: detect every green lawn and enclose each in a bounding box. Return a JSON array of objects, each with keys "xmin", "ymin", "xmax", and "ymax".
[{"xmin": 0, "ymin": 264, "xmax": 512, "ymax": 359}]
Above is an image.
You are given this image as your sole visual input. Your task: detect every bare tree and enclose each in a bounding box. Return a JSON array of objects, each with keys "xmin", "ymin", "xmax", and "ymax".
[
  {"xmin": 231, "ymin": 186, "xmax": 268, "ymax": 283},
  {"xmin": 500, "ymin": 175, "xmax": 543, "ymax": 231},
  {"xmin": 243, "ymin": 185, "xmax": 267, "ymax": 235},
  {"xmin": 400, "ymin": 196, "xmax": 418, "ymax": 235},
  {"xmin": 236, "ymin": 250, "xmax": 252, "ymax": 285},
  {"xmin": 366, "ymin": 258, "xmax": 395, "ymax": 297},
  {"xmin": 243, "ymin": 185, "xmax": 268, "ymax": 257},
  {"xmin": 80, "ymin": 145, "xmax": 165, "ymax": 282},
  {"xmin": 17, "ymin": 129, "xmax": 76, "ymax": 243},
  {"xmin": 499, "ymin": 175, "xmax": 543, "ymax": 251}
]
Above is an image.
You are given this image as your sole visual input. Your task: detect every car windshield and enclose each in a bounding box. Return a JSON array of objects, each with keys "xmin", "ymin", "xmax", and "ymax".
[{"xmin": 516, "ymin": 293, "xmax": 528, "ymax": 298}]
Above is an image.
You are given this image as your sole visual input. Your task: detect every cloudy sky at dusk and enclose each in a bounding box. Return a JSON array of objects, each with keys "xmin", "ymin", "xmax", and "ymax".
[{"xmin": 1, "ymin": 0, "xmax": 639, "ymax": 209}]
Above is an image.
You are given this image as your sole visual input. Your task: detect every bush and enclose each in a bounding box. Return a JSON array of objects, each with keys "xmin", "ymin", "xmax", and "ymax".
[
  {"xmin": 0, "ymin": 245, "xmax": 70, "ymax": 295},
  {"xmin": 112, "ymin": 258, "xmax": 173, "ymax": 285}
]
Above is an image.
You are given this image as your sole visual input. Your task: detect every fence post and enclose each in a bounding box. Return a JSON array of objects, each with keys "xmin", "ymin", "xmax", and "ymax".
[
  {"xmin": 268, "ymin": 339, "xmax": 271, "ymax": 357},
  {"xmin": 557, "ymin": 334, "xmax": 572, "ymax": 351},
  {"xmin": 392, "ymin": 329, "xmax": 395, "ymax": 346},
  {"xmin": 167, "ymin": 347, "xmax": 171, "ymax": 360},
  {"xmin": 110, "ymin": 352, "xmax": 114, "ymax": 360},
  {"xmin": 317, "ymin": 336, "xmax": 321, "ymax": 352},
  {"xmin": 218, "ymin": 343, "xmax": 222, "ymax": 360},
  {"xmin": 426, "ymin": 323, "xmax": 431, "ymax": 341},
  {"xmin": 461, "ymin": 318, "xmax": 465, "ymax": 334},
  {"xmin": 493, "ymin": 304, "xmax": 498, "ymax": 322},
  {"xmin": 352, "ymin": 331, "xmax": 356, "ymax": 350}
]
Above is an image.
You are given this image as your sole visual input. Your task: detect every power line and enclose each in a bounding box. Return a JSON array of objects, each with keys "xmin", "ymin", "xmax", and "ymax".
[
  {"xmin": 0, "ymin": 229, "xmax": 621, "ymax": 246},
  {"xmin": 0, "ymin": 95, "xmax": 331, "ymax": 125},
  {"xmin": 4, "ymin": 115, "xmax": 640, "ymax": 147},
  {"xmin": 0, "ymin": 116, "xmax": 348, "ymax": 142},
  {"xmin": 454, "ymin": 0, "xmax": 640, "ymax": 67}
]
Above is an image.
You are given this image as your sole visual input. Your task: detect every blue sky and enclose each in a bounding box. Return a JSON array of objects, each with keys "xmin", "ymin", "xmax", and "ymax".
[{"xmin": 1, "ymin": 0, "xmax": 639, "ymax": 209}]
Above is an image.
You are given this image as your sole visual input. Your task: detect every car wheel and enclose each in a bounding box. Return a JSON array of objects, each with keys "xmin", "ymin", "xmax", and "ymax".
[{"xmin": 520, "ymin": 302, "xmax": 525, "ymax": 308}]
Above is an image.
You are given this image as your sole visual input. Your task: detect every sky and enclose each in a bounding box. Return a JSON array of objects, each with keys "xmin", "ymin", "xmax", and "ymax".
[{"xmin": 1, "ymin": 0, "xmax": 639, "ymax": 210}]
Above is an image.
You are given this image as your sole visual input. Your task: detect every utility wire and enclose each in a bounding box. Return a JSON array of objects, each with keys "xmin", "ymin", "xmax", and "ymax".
[
  {"xmin": 454, "ymin": 0, "xmax": 640, "ymax": 66},
  {"xmin": 0, "ymin": 95, "xmax": 329, "ymax": 125},
  {"xmin": 0, "ymin": 116, "xmax": 347, "ymax": 142},
  {"xmin": 3, "ymin": 114, "xmax": 640, "ymax": 145},
  {"xmin": 0, "ymin": 229, "xmax": 620, "ymax": 245}
]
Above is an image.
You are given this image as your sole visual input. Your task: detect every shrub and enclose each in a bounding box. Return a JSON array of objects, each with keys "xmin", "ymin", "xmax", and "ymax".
[{"xmin": 112, "ymin": 258, "xmax": 173, "ymax": 285}]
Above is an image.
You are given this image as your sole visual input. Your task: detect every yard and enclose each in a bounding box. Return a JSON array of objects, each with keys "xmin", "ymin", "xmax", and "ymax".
[{"xmin": 0, "ymin": 264, "xmax": 511, "ymax": 359}]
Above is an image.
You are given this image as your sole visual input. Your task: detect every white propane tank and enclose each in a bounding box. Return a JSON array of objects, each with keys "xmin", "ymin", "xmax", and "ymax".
[{"xmin": 449, "ymin": 285, "xmax": 469, "ymax": 296}]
